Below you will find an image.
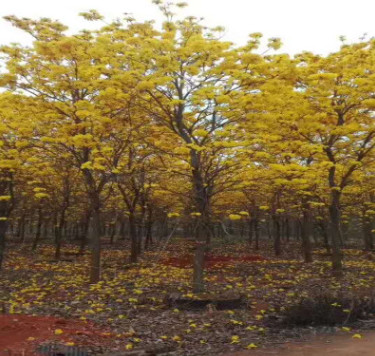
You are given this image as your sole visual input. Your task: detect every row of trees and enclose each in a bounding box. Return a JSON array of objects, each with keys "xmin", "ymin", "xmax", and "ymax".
[{"xmin": 1, "ymin": 2, "xmax": 375, "ymax": 291}]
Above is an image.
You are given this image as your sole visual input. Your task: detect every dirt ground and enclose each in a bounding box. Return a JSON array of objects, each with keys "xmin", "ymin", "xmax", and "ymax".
[
  {"xmin": 227, "ymin": 332, "xmax": 375, "ymax": 356},
  {"xmin": 2, "ymin": 316, "xmax": 375, "ymax": 356},
  {"xmin": 3, "ymin": 243, "xmax": 375, "ymax": 355},
  {"xmin": 0, "ymin": 314, "xmax": 112, "ymax": 355}
]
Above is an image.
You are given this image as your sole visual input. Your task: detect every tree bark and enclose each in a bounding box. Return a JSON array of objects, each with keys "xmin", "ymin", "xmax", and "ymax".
[
  {"xmin": 144, "ymin": 208, "xmax": 153, "ymax": 250},
  {"xmin": 0, "ymin": 219, "xmax": 7, "ymax": 269},
  {"xmin": 319, "ymin": 221, "xmax": 331, "ymax": 254},
  {"xmin": 79, "ymin": 211, "xmax": 91, "ymax": 255},
  {"xmin": 54, "ymin": 208, "xmax": 67, "ymax": 260},
  {"xmin": 129, "ymin": 212, "xmax": 138, "ymax": 263},
  {"xmin": 329, "ymin": 190, "xmax": 343, "ymax": 273},
  {"xmin": 285, "ymin": 218, "xmax": 290, "ymax": 242},
  {"xmin": 90, "ymin": 204, "xmax": 101, "ymax": 283},
  {"xmin": 248, "ymin": 218, "xmax": 253, "ymax": 246},
  {"xmin": 82, "ymin": 166, "xmax": 104, "ymax": 284},
  {"xmin": 254, "ymin": 218, "xmax": 260, "ymax": 250},
  {"xmin": 300, "ymin": 209, "xmax": 313, "ymax": 263},
  {"xmin": 190, "ymin": 150, "xmax": 211, "ymax": 293},
  {"xmin": 18, "ymin": 214, "xmax": 26, "ymax": 243},
  {"xmin": 273, "ymin": 215, "xmax": 282, "ymax": 256},
  {"xmin": 32, "ymin": 207, "xmax": 43, "ymax": 251},
  {"xmin": 362, "ymin": 214, "xmax": 374, "ymax": 251}
]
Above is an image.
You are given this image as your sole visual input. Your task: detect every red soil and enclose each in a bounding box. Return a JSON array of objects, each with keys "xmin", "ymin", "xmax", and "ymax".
[
  {"xmin": 0, "ymin": 314, "xmax": 112, "ymax": 356},
  {"xmin": 162, "ymin": 254, "xmax": 266, "ymax": 268}
]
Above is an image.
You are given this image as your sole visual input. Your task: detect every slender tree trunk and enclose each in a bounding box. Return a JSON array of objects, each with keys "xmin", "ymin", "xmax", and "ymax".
[
  {"xmin": 248, "ymin": 218, "xmax": 253, "ymax": 246},
  {"xmin": 0, "ymin": 219, "xmax": 8, "ymax": 269},
  {"xmin": 329, "ymin": 190, "xmax": 343, "ymax": 273},
  {"xmin": 90, "ymin": 204, "xmax": 102, "ymax": 283},
  {"xmin": 119, "ymin": 219, "xmax": 126, "ymax": 240},
  {"xmin": 42, "ymin": 219, "xmax": 49, "ymax": 240},
  {"xmin": 285, "ymin": 218, "xmax": 290, "ymax": 242},
  {"xmin": 267, "ymin": 219, "xmax": 272, "ymax": 240},
  {"xmin": 137, "ymin": 208, "xmax": 146, "ymax": 255},
  {"xmin": 74, "ymin": 223, "xmax": 80, "ymax": 241},
  {"xmin": 192, "ymin": 214, "xmax": 210, "ymax": 293},
  {"xmin": 162, "ymin": 218, "xmax": 169, "ymax": 239},
  {"xmin": 109, "ymin": 224, "xmax": 116, "ymax": 245},
  {"xmin": 82, "ymin": 161, "xmax": 104, "ymax": 283},
  {"xmin": 191, "ymin": 150, "xmax": 211, "ymax": 293},
  {"xmin": 318, "ymin": 221, "xmax": 331, "ymax": 254},
  {"xmin": 362, "ymin": 214, "xmax": 374, "ymax": 251},
  {"xmin": 32, "ymin": 207, "xmax": 43, "ymax": 251},
  {"xmin": 129, "ymin": 212, "xmax": 138, "ymax": 263},
  {"xmin": 300, "ymin": 209, "xmax": 313, "ymax": 263},
  {"xmin": 273, "ymin": 215, "xmax": 282, "ymax": 256},
  {"xmin": 254, "ymin": 218, "xmax": 260, "ymax": 250},
  {"xmin": 79, "ymin": 211, "xmax": 91, "ymax": 255},
  {"xmin": 0, "ymin": 198, "xmax": 11, "ymax": 270},
  {"xmin": 16, "ymin": 216, "xmax": 22, "ymax": 238},
  {"xmin": 52, "ymin": 212, "xmax": 58, "ymax": 247},
  {"xmin": 193, "ymin": 227, "xmax": 205, "ymax": 293},
  {"xmin": 19, "ymin": 214, "xmax": 26, "ymax": 243},
  {"xmin": 144, "ymin": 208, "xmax": 153, "ymax": 250},
  {"xmin": 109, "ymin": 213, "xmax": 118, "ymax": 245},
  {"xmin": 295, "ymin": 220, "xmax": 301, "ymax": 241},
  {"xmin": 29, "ymin": 219, "xmax": 33, "ymax": 234},
  {"xmin": 55, "ymin": 209, "xmax": 66, "ymax": 260},
  {"xmin": 341, "ymin": 222, "xmax": 349, "ymax": 245}
]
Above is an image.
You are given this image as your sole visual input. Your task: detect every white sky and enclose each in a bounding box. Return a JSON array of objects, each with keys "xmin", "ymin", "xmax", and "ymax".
[{"xmin": 0, "ymin": 0, "xmax": 374, "ymax": 55}]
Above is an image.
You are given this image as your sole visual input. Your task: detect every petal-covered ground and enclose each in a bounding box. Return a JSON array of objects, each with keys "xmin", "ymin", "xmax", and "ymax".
[{"xmin": 1, "ymin": 240, "xmax": 375, "ymax": 355}]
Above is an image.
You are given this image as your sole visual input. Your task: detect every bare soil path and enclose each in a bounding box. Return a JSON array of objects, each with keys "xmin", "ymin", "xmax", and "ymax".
[{"xmin": 226, "ymin": 332, "xmax": 375, "ymax": 356}]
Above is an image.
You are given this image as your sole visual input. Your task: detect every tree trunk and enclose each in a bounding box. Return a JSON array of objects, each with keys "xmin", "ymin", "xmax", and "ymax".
[
  {"xmin": 318, "ymin": 221, "xmax": 331, "ymax": 254},
  {"xmin": 144, "ymin": 208, "xmax": 153, "ymax": 250},
  {"xmin": 19, "ymin": 214, "xmax": 26, "ymax": 243},
  {"xmin": 109, "ymin": 224, "xmax": 116, "ymax": 245},
  {"xmin": 300, "ymin": 209, "xmax": 313, "ymax": 263},
  {"xmin": 285, "ymin": 218, "xmax": 290, "ymax": 242},
  {"xmin": 295, "ymin": 220, "xmax": 301, "ymax": 241},
  {"xmin": 273, "ymin": 215, "xmax": 282, "ymax": 256},
  {"xmin": 54, "ymin": 209, "xmax": 66, "ymax": 260},
  {"xmin": 0, "ymin": 219, "xmax": 8, "ymax": 269},
  {"xmin": 248, "ymin": 218, "xmax": 253, "ymax": 246},
  {"xmin": 193, "ymin": 235, "xmax": 205, "ymax": 293},
  {"xmin": 89, "ymin": 205, "xmax": 101, "ymax": 283},
  {"xmin": 362, "ymin": 215, "xmax": 374, "ymax": 251},
  {"xmin": 190, "ymin": 150, "xmax": 211, "ymax": 293},
  {"xmin": 329, "ymin": 190, "xmax": 343, "ymax": 273},
  {"xmin": 42, "ymin": 219, "xmax": 49, "ymax": 240},
  {"xmin": 137, "ymin": 208, "xmax": 146, "ymax": 256},
  {"xmin": 129, "ymin": 212, "xmax": 138, "ymax": 263},
  {"xmin": 79, "ymin": 211, "xmax": 91, "ymax": 255},
  {"xmin": 254, "ymin": 218, "xmax": 260, "ymax": 250},
  {"xmin": 267, "ymin": 219, "xmax": 272, "ymax": 240},
  {"xmin": 32, "ymin": 207, "xmax": 43, "ymax": 251},
  {"xmin": 109, "ymin": 214, "xmax": 118, "ymax": 245}
]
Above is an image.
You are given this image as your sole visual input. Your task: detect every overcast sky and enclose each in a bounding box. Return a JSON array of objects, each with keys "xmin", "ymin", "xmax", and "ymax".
[{"xmin": 0, "ymin": 0, "xmax": 374, "ymax": 55}]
